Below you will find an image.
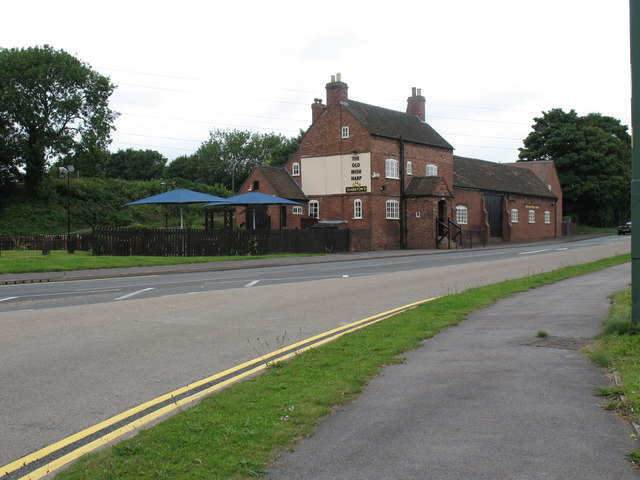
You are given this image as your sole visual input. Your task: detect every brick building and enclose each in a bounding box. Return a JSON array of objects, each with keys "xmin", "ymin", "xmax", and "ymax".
[{"xmin": 238, "ymin": 74, "xmax": 562, "ymax": 251}]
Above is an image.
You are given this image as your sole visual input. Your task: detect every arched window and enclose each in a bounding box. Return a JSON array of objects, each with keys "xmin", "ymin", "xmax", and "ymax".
[
  {"xmin": 528, "ymin": 209, "xmax": 536, "ymax": 224},
  {"xmin": 385, "ymin": 159, "xmax": 399, "ymax": 179},
  {"xmin": 455, "ymin": 205, "xmax": 468, "ymax": 224},
  {"xmin": 511, "ymin": 208, "xmax": 519, "ymax": 223},
  {"xmin": 309, "ymin": 200, "xmax": 319, "ymax": 219},
  {"xmin": 353, "ymin": 199, "xmax": 362, "ymax": 219},
  {"xmin": 426, "ymin": 164, "xmax": 438, "ymax": 176},
  {"xmin": 292, "ymin": 162, "xmax": 300, "ymax": 176},
  {"xmin": 386, "ymin": 200, "xmax": 399, "ymax": 219},
  {"xmin": 406, "ymin": 161, "xmax": 413, "ymax": 176},
  {"xmin": 544, "ymin": 211, "xmax": 551, "ymax": 224}
]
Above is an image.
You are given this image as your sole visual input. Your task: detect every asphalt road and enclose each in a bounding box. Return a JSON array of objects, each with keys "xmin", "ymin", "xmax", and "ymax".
[{"xmin": 0, "ymin": 236, "xmax": 631, "ymax": 468}]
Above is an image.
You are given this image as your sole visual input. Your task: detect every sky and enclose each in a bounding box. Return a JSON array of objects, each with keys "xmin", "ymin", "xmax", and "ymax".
[{"xmin": 2, "ymin": 0, "xmax": 632, "ymax": 164}]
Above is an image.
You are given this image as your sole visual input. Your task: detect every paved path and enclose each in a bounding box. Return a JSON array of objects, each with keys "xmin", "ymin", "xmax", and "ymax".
[{"xmin": 265, "ymin": 263, "xmax": 638, "ymax": 479}]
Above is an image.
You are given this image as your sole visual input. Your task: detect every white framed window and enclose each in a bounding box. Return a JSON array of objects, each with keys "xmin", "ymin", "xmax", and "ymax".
[
  {"xmin": 426, "ymin": 164, "xmax": 438, "ymax": 176},
  {"xmin": 292, "ymin": 162, "xmax": 300, "ymax": 176},
  {"xmin": 544, "ymin": 210, "xmax": 551, "ymax": 224},
  {"xmin": 309, "ymin": 200, "xmax": 319, "ymax": 218},
  {"xmin": 511, "ymin": 208, "xmax": 519, "ymax": 223},
  {"xmin": 385, "ymin": 159, "xmax": 399, "ymax": 179},
  {"xmin": 528, "ymin": 209, "xmax": 536, "ymax": 224},
  {"xmin": 455, "ymin": 205, "xmax": 468, "ymax": 224},
  {"xmin": 386, "ymin": 200, "xmax": 400, "ymax": 219},
  {"xmin": 341, "ymin": 126, "xmax": 350, "ymax": 138},
  {"xmin": 292, "ymin": 206, "xmax": 303, "ymax": 215},
  {"xmin": 353, "ymin": 199, "xmax": 362, "ymax": 219},
  {"xmin": 406, "ymin": 161, "xmax": 413, "ymax": 175}
]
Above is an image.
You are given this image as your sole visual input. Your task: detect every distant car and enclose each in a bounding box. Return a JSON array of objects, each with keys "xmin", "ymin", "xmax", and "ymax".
[{"xmin": 618, "ymin": 221, "xmax": 631, "ymax": 235}]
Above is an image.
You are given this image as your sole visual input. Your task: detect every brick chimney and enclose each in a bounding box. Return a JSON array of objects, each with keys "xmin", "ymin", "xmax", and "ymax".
[
  {"xmin": 406, "ymin": 87, "xmax": 425, "ymax": 121},
  {"xmin": 311, "ymin": 98, "xmax": 326, "ymax": 123},
  {"xmin": 326, "ymin": 73, "xmax": 348, "ymax": 106}
]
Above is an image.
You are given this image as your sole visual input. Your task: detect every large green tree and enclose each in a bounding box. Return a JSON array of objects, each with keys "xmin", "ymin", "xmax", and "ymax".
[
  {"xmin": 0, "ymin": 45, "xmax": 117, "ymax": 190},
  {"xmin": 105, "ymin": 148, "xmax": 167, "ymax": 181},
  {"xmin": 518, "ymin": 108, "xmax": 631, "ymax": 226},
  {"xmin": 166, "ymin": 129, "xmax": 301, "ymax": 191}
]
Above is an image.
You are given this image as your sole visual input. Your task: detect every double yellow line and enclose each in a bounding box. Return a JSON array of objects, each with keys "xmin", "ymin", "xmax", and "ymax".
[{"xmin": 2, "ymin": 297, "xmax": 437, "ymax": 480}]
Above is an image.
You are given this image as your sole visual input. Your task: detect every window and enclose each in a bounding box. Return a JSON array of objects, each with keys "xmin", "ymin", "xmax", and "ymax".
[
  {"xmin": 511, "ymin": 208, "xmax": 519, "ymax": 223},
  {"xmin": 292, "ymin": 162, "xmax": 300, "ymax": 176},
  {"xmin": 341, "ymin": 126, "xmax": 349, "ymax": 138},
  {"xmin": 406, "ymin": 161, "xmax": 413, "ymax": 175},
  {"xmin": 309, "ymin": 200, "xmax": 319, "ymax": 218},
  {"xmin": 385, "ymin": 159, "xmax": 399, "ymax": 179},
  {"xmin": 252, "ymin": 180, "xmax": 260, "ymax": 191},
  {"xmin": 292, "ymin": 206, "xmax": 303, "ymax": 215},
  {"xmin": 544, "ymin": 210, "xmax": 551, "ymax": 224},
  {"xmin": 455, "ymin": 205, "xmax": 468, "ymax": 224},
  {"xmin": 353, "ymin": 199, "xmax": 362, "ymax": 219},
  {"xmin": 386, "ymin": 200, "xmax": 399, "ymax": 219},
  {"xmin": 426, "ymin": 164, "xmax": 438, "ymax": 176},
  {"xmin": 528, "ymin": 209, "xmax": 536, "ymax": 224}
]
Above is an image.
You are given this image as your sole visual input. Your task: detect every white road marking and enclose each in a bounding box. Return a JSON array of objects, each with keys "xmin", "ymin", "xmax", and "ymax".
[
  {"xmin": 555, "ymin": 248, "xmax": 568, "ymax": 251},
  {"xmin": 518, "ymin": 249, "xmax": 552, "ymax": 255},
  {"xmin": 244, "ymin": 280, "xmax": 259, "ymax": 288},
  {"xmin": 114, "ymin": 288, "xmax": 154, "ymax": 301},
  {"xmin": 0, "ymin": 296, "xmax": 18, "ymax": 302}
]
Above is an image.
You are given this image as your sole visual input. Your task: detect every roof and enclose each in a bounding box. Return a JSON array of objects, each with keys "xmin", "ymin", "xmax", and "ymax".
[
  {"xmin": 505, "ymin": 160, "xmax": 558, "ymax": 186},
  {"xmin": 342, "ymin": 100, "xmax": 454, "ymax": 150},
  {"xmin": 404, "ymin": 176, "xmax": 443, "ymax": 196},
  {"xmin": 453, "ymin": 156, "xmax": 557, "ymax": 199},
  {"xmin": 256, "ymin": 166, "xmax": 307, "ymax": 201}
]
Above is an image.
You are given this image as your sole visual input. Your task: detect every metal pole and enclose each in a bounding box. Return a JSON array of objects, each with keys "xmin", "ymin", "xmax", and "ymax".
[
  {"xmin": 66, "ymin": 170, "xmax": 71, "ymax": 235},
  {"xmin": 631, "ymin": 0, "xmax": 640, "ymax": 325}
]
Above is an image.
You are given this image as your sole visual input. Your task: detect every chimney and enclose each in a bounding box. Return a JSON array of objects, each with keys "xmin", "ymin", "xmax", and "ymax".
[
  {"xmin": 406, "ymin": 87, "xmax": 425, "ymax": 121},
  {"xmin": 326, "ymin": 72, "xmax": 348, "ymax": 106},
  {"xmin": 311, "ymin": 97, "xmax": 326, "ymax": 123}
]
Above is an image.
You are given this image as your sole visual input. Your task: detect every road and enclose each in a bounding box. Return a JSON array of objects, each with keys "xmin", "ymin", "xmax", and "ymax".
[{"xmin": 0, "ymin": 236, "xmax": 630, "ymax": 468}]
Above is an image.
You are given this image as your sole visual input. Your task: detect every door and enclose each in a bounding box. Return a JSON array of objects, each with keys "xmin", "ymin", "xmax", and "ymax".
[
  {"xmin": 438, "ymin": 199, "xmax": 447, "ymax": 237},
  {"xmin": 485, "ymin": 194, "xmax": 503, "ymax": 238}
]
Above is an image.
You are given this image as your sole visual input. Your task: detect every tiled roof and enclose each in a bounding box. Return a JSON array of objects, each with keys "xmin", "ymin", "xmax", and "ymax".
[
  {"xmin": 257, "ymin": 166, "xmax": 307, "ymax": 201},
  {"xmin": 342, "ymin": 100, "xmax": 454, "ymax": 150},
  {"xmin": 453, "ymin": 156, "xmax": 556, "ymax": 198},
  {"xmin": 404, "ymin": 176, "xmax": 443, "ymax": 196}
]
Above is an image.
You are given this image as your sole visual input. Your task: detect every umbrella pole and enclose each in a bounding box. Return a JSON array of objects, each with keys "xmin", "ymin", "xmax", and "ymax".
[{"xmin": 180, "ymin": 206, "xmax": 184, "ymax": 229}]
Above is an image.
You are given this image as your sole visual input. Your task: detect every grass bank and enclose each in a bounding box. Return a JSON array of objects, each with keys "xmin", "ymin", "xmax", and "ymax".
[
  {"xmin": 55, "ymin": 254, "xmax": 630, "ymax": 480},
  {"xmin": 588, "ymin": 286, "xmax": 640, "ymax": 422},
  {"xmin": 0, "ymin": 250, "xmax": 312, "ymax": 274}
]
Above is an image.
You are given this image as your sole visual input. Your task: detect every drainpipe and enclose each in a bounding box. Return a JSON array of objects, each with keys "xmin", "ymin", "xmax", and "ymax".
[{"xmin": 399, "ymin": 136, "xmax": 407, "ymax": 249}]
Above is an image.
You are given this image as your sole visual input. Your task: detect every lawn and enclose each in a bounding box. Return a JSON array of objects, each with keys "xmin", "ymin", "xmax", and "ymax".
[{"xmin": 0, "ymin": 250, "xmax": 310, "ymax": 274}]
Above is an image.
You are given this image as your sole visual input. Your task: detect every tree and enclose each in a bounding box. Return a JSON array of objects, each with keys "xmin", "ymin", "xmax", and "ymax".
[
  {"xmin": 0, "ymin": 45, "xmax": 117, "ymax": 190},
  {"xmin": 105, "ymin": 148, "xmax": 167, "ymax": 180},
  {"xmin": 166, "ymin": 129, "xmax": 301, "ymax": 191},
  {"xmin": 518, "ymin": 108, "xmax": 631, "ymax": 226}
]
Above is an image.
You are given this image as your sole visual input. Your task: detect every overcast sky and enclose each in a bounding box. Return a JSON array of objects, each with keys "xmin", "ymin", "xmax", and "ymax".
[{"xmin": 2, "ymin": 1, "xmax": 632, "ymax": 164}]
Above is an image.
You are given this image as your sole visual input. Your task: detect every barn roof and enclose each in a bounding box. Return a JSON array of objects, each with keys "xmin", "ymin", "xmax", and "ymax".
[{"xmin": 453, "ymin": 156, "xmax": 556, "ymax": 198}]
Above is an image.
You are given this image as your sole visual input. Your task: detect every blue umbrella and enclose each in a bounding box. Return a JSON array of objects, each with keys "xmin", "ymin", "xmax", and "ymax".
[
  {"xmin": 203, "ymin": 191, "xmax": 303, "ymax": 207},
  {"xmin": 203, "ymin": 192, "xmax": 304, "ymax": 229},
  {"xmin": 126, "ymin": 189, "xmax": 227, "ymax": 228}
]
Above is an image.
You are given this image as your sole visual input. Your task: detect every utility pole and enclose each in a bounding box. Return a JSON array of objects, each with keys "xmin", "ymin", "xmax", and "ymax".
[{"xmin": 631, "ymin": 0, "xmax": 640, "ymax": 325}]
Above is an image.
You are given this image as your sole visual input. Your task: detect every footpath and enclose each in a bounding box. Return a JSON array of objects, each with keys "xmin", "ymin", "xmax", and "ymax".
[{"xmin": 264, "ymin": 262, "xmax": 636, "ymax": 479}]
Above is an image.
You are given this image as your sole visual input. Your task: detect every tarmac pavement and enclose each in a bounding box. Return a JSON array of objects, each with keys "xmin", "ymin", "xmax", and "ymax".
[{"xmin": 265, "ymin": 262, "xmax": 638, "ymax": 479}]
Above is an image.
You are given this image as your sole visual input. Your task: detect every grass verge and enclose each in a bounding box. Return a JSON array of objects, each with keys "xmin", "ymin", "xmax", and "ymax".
[
  {"xmin": 54, "ymin": 254, "xmax": 630, "ymax": 480},
  {"xmin": 0, "ymin": 250, "xmax": 313, "ymax": 274},
  {"xmin": 586, "ymin": 283, "xmax": 640, "ymax": 465}
]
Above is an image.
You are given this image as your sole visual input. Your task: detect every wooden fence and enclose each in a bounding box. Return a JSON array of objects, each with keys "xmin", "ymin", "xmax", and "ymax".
[
  {"xmin": 92, "ymin": 227, "xmax": 350, "ymax": 256},
  {"xmin": 0, "ymin": 234, "xmax": 92, "ymax": 252}
]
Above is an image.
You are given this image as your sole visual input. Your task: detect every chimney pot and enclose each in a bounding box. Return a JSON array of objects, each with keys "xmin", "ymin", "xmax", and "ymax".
[
  {"xmin": 412, "ymin": 87, "xmax": 417, "ymax": 96},
  {"xmin": 336, "ymin": 72, "xmax": 341, "ymax": 82},
  {"xmin": 331, "ymin": 75, "xmax": 336, "ymax": 82}
]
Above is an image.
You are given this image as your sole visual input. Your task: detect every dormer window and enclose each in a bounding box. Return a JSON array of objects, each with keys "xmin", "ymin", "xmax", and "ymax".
[{"xmin": 341, "ymin": 126, "xmax": 350, "ymax": 138}]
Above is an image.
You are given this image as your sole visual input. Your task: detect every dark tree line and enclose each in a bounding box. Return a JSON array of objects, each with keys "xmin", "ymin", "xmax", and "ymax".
[{"xmin": 518, "ymin": 108, "xmax": 631, "ymax": 227}]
